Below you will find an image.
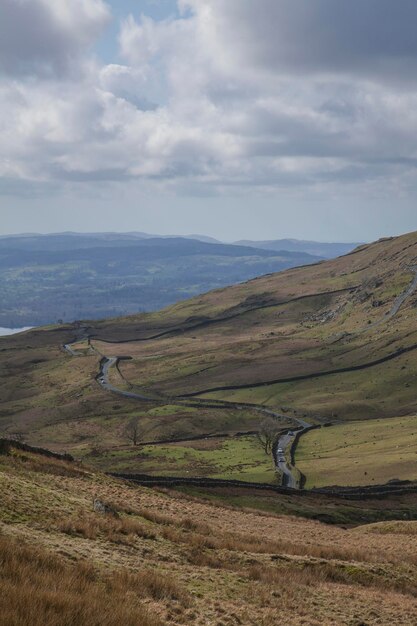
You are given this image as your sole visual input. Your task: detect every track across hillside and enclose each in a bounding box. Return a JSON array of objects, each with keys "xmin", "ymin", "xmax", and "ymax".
[
  {"xmin": 65, "ymin": 340, "xmax": 312, "ymax": 489},
  {"xmin": 62, "ymin": 264, "xmax": 417, "ymax": 490}
]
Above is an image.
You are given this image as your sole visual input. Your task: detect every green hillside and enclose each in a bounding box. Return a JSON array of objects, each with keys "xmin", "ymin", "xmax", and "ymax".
[{"xmin": 2, "ymin": 231, "xmax": 417, "ymax": 485}]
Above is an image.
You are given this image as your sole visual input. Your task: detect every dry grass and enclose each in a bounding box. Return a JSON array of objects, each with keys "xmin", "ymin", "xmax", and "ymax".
[
  {"xmin": 359, "ymin": 521, "xmax": 417, "ymax": 535},
  {"xmin": 246, "ymin": 561, "xmax": 417, "ymax": 597},
  {"xmin": 2, "ymin": 448, "xmax": 417, "ymax": 625},
  {"xmin": 4, "ymin": 449, "xmax": 87, "ymax": 479},
  {"xmin": 56, "ymin": 511, "xmax": 157, "ymax": 544},
  {"xmin": 107, "ymin": 493, "xmax": 417, "ymax": 566},
  {"xmin": 0, "ymin": 536, "xmax": 162, "ymax": 626},
  {"xmin": 112, "ymin": 569, "xmax": 191, "ymax": 605}
]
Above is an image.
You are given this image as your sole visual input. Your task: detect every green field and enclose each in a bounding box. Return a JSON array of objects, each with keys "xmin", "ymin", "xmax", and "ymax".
[
  {"xmin": 95, "ymin": 435, "xmax": 278, "ymax": 483},
  {"xmin": 296, "ymin": 415, "xmax": 417, "ymax": 487}
]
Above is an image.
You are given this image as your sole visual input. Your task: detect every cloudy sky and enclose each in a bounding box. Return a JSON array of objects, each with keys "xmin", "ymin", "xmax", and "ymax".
[{"xmin": 1, "ymin": 0, "xmax": 417, "ymax": 241}]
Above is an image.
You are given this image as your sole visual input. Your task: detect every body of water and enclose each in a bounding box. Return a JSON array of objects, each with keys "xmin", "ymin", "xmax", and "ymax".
[{"xmin": 0, "ymin": 327, "xmax": 33, "ymax": 337}]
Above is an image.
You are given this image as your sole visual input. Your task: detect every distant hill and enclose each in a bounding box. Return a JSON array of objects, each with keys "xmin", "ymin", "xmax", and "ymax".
[
  {"xmin": 0, "ymin": 232, "xmax": 219, "ymax": 250},
  {"xmin": 0, "ymin": 233, "xmax": 322, "ymax": 326},
  {"xmin": 0, "ymin": 231, "xmax": 221, "ymax": 245},
  {"xmin": 234, "ymin": 239, "xmax": 362, "ymax": 258}
]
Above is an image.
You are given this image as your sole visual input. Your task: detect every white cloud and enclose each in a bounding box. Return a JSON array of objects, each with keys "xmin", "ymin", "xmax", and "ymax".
[{"xmin": 2, "ymin": 0, "xmax": 417, "ymax": 199}]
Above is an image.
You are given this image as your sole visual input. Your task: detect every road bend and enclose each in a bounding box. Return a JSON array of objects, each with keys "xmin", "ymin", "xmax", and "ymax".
[
  {"xmin": 97, "ymin": 356, "xmax": 154, "ymax": 401},
  {"xmin": 64, "ymin": 340, "xmax": 312, "ymax": 489},
  {"xmin": 275, "ymin": 417, "xmax": 311, "ymax": 489}
]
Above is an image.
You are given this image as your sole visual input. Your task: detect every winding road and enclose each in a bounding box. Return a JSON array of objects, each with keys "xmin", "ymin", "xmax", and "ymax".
[
  {"xmin": 97, "ymin": 357, "xmax": 154, "ymax": 401},
  {"xmin": 276, "ymin": 431, "xmax": 296, "ymax": 488},
  {"xmin": 63, "ymin": 343, "xmax": 80, "ymax": 357},
  {"xmin": 65, "ymin": 344, "xmax": 310, "ymax": 488},
  {"xmin": 389, "ymin": 267, "xmax": 417, "ymax": 317},
  {"xmin": 275, "ymin": 417, "xmax": 312, "ymax": 489},
  {"xmin": 63, "ymin": 267, "xmax": 417, "ymax": 489}
]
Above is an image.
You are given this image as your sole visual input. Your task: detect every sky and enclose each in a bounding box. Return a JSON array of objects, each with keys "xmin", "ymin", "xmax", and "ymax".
[{"xmin": 1, "ymin": 0, "xmax": 417, "ymax": 242}]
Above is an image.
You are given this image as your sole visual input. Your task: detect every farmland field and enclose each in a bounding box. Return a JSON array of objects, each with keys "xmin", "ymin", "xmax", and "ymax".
[
  {"xmin": 296, "ymin": 415, "xmax": 417, "ymax": 487},
  {"xmin": 74, "ymin": 435, "xmax": 279, "ymax": 482}
]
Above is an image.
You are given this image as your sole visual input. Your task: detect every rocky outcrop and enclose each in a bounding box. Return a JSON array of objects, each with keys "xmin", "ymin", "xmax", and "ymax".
[{"xmin": 93, "ymin": 498, "xmax": 119, "ymax": 517}]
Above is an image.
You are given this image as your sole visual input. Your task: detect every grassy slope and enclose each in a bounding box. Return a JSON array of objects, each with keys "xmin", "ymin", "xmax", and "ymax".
[
  {"xmin": 2, "ymin": 231, "xmax": 417, "ymax": 481},
  {"xmin": 296, "ymin": 415, "xmax": 417, "ymax": 488},
  {"xmin": 2, "ymin": 445, "xmax": 417, "ymax": 625},
  {"xmin": 108, "ymin": 436, "xmax": 278, "ymax": 483},
  {"xmin": 0, "ymin": 330, "xmax": 268, "ymax": 462},
  {"xmin": 100, "ymin": 232, "xmax": 417, "ymax": 420}
]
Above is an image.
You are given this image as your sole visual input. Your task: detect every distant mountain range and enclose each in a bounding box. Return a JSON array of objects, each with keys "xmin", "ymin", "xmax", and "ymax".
[
  {"xmin": 0, "ymin": 231, "xmax": 362, "ymax": 258},
  {"xmin": 0, "ymin": 232, "xmax": 363, "ymax": 326},
  {"xmin": 233, "ymin": 239, "xmax": 361, "ymax": 259},
  {"xmin": 0, "ymin": 233, "xmax": 325, "ymax": 327}
]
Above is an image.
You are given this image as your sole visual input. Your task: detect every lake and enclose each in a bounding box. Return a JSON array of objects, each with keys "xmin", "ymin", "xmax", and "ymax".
[{"xmin": 0, "ymin": 327, "xmax": 33, "ymax": 337}]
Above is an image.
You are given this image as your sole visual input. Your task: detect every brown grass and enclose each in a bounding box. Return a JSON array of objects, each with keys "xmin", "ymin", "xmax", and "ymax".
[
  {"xmin": 2, "ymin": 448, "xmax": 417, "ymax": 625},
  {"xmin": 160, "ymin": 522, "xmax": 407, "ymax": 566},
  {"xmin": 57, "ymin": 511, "xmax": 157, "ymax": 544},
  {"xmin": 108, "ymin": 499, "xmax": 417, "ymax": 567},
  {"xmin": 246, "ymin": 561, "xmax": 417, "ymax": 597},
  {"xmin": 5, "ymin": 449, "xmax": 87, "ymax": 479},
  {"xmin": 0, "ymin": 536, "xmax": 162, "ymax": 626},
  {"xmin": 111, "ymin": 569, "xmax": 191, "ymax": 605}
]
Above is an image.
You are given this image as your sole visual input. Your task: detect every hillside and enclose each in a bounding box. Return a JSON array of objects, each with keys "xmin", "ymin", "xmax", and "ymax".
[
  {"xmin": 1, "ymin": 231, "xmax": 417, "ymax": 486},
  {"xmin": 89, "ymin": 232, "xmax": 417, "ymax": 416},
  {"xmin": 1, "ymin": 442, "xmax": 417, "ymax": 626},
  {"xmin": 234, "ymin": 239, "xmax": 361, "ymax": 258},
  {"xmin": 0, "ymin": 233, "xmax": 321, "ymax": 326}
]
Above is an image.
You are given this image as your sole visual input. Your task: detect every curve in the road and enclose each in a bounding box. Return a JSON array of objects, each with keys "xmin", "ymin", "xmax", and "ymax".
[
  {"xmin": 276, "ymin": 430, "xmax": 298, "ymax": 489},
  {"xmin": 62, "ymin": 268, "xmax": 417, "ymax": 491},
  {"xmin": 97, "ymin": 356, "xmax": 154, "ymax": 401},
  {"xmin": 63, "ymin": 343, "xmax": 79, "ymax": 357},
  {"xmin": 65, "ymin": 341, "xmax": 310, "ymax": 488}
]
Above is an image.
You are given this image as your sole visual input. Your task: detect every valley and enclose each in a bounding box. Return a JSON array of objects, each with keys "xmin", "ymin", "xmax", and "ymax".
[
  {"xmin": 3, "ymin": 4, "xmax": 417, "ymax": 623},
  {"xmin": 2, "ymin": 231, "xmax": 417, "ymax": 626},
  {"xmin": 1, "ymin": 231, "xmax": 417, "ymax": 489},
  {"xmin": 0, "ymin": 233, "xmax": 322, "ymax": 327}
]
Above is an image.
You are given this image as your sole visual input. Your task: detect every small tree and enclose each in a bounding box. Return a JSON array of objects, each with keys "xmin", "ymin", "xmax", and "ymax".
[
  {"xmin": 257, "ymin": 417, "xmax": 280, "ymax": 455},
  {"xmin": 125, "ymin": 416, "xmax": 141, "ymax": 446}
]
